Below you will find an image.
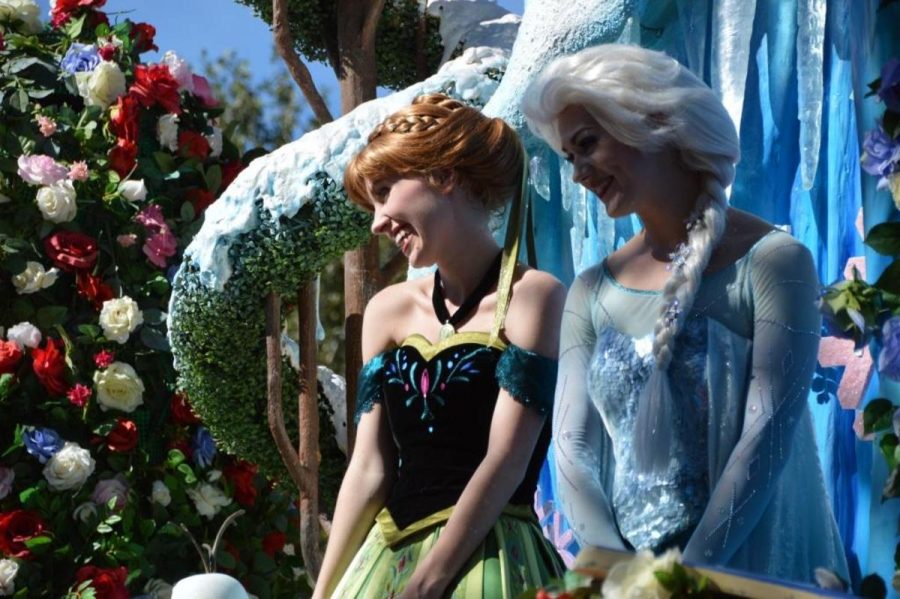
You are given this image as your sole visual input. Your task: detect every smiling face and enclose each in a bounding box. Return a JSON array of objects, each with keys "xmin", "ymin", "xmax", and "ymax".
[
  {"xmin": 368, "ymin": 176, "xmax": 455, "ymax": 269},
  {"xmin": 557, "ymin": 104, "xmax": 658, "ymax": 218}
]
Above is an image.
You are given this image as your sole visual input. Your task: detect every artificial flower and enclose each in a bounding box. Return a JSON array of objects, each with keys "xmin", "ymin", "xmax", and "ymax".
[
  {"xmin": 92, "ymin": 349, "xmax": 114, "ymax": 368},
  {"xmin": 206, "ymin": 126, "xmax": 223, "ymax": 158},
  {"xmin": 170, "ymin": 393, "xmax": 200, "ymax": 424},
  {"xmin": 93, "ymin": 361, "xmax": 145, "ymax": 412},
  {"xmin": 0, "ymin": 510, "xmax": 47, "ymax": 559},
  {"xmin": 91, "ymin": 475, "xmax": 128, "ymax": 510},
  {"xmin": 162, "ymin": 50, "xmax": 193, "ymax": 91},
  {"xmin": 262, "ymin": 531, "xmax": 286, "ymax": 557},
  {"xmin": 192, "ymin": 426, "xmax": 216, "ymax": 469},
  {"xmin": 72, "ymin": 565, "xmax": 129, "ymax": 599},
  {"xmin": 151, "ymin": 480, "xmax": 171, "ymax": 507},
  {"xmin": 185, "ymin": 187, "xmax": 214, "ymax": 215},
  {"xmin": 43, "ymin": 230, "xmax": 98, "ymax": 272},
  {"xmin": 0, "ymin": 341, "xmax": 22, "ymax": 376},
  {"xmin": 177, "ymin": 130, "xmax": 210, "ymax": 160},
  {"xmin": 602, "ymin": 548, "xmax": 682, "ymax": 599},
  {"xmin": 76, "ymin": 271, "xmax": 114, "ymax": 310},
  {"xmin": 880, "ymin": 316, "xmax": 900, "ymax": 380},
  {"xmin": 0, "ymin": 0, "xmax": 41, "ymax": 34},
  {"xmin": 43, "ymin": 441, "xmax": 94, "ymax": 491},
  {"xmin": 109, "ymin": 93, "xmax": 140, "ymax": 142},
  {"xmin": 59, "ymin": 42, "xmax": 100, "ymax": 74},
  {"xmin": 144, "ymin": 229, "xmax": 177, "ymax": 268},
  {"xmin": 135, "ymin": 203, "xmax": 167, "ymax": 232},
  {"xmin": 67, "ymin": 383, "xmax": 91, "ymax": 407},
  {"xmin": 35, "ymin": 180, "xmax": 77, "ymax": 223},
  {"xmin": 220, "ymin": 159, "xmax": 245, "ymax": 192},
  {"xmin": 156, "ymin": 113, "xmax": 179, "ymax": 151},
  {"xmin": 130, "ymin": 64, "xmax": 180, "ymax": 114},
  {"xmin": 97, "ymin": 43, "xmax": 116, "ymax": 60},
  {"xmin": 223, "ymin": 460, "xmax": 257, "ymax": 507},
  {"xmin": 861, "ymin": 125, "xmax": 900, "ymax": 178},
  {"xmin": 75, "ymin": 60, "xmax": 126, "ymax": 109},
  {"xmin": 16, "ymin": 154, "xmax": 68, "ymax": 186},
  {"xmin": 36, "ymin": 115, "xmax": 57, "ymax": 137},
  {"xmin": 119, "ymin": 178, "xmax": 147, "ymax": 201},
  {"xmin": 108, "ymin": 139, "xmax": 137, "ymax": 178},
  {"xmin": 105, "ymin": 418, "xmax": 137, "ymax": 452},
  {"xmin": 68, "ymin": 160, "xmax": 89, "ymax": 181},
  {"xmin": 11, "ymin": 261, "xmax": 58, "ymax": 294},
  {"xmin": 0, "ymin": 467, "xmax": 13, "ymax": 500},
  {"xmin": 31, "ymin": 338, "xmax": 68, "ymax": 396},
  {"xmin": 187, "ymin": 483, "xmax": 231, "ymax": 519},
  {"xmin": 144, "ymin": 578, "xmax": 174, "ymax": 599},
  {"xmin": 99, "ymin": 296, "xmax": 143, "ymax": 344},
  {"xmin": 49, "ymin": 0, "xmax": 106, "ymax": 28},
  {"xmin": 0, "ymin": 558, "xmax": 17, "ymax": 595},
  {"xmin": 191, "ymin": 74, "xmax": 217, "ymax": 107},
  {"xmin": 129, "ymin": 21, "xmax": 157, "ymax": 53},
  {"xmin": 23, "ymin": 427, "xmax": 63, "ymax": 463},
  {"xmin": 72, "ymin": 501, "xmax": 97, "ymax": 524},
  {"xmin": 878, "ymin": 57, "xmax": 900, "ymax": 112},
  {"xmin": 5, "ymin": 321, "xmax": 41, "ymax": 349}
]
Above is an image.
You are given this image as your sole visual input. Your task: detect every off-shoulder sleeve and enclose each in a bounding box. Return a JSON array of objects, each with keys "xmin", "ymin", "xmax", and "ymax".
[
  {"xmin": 553, "ymin": 268, "xmax": 624, "ymax": 550},
  {"xmin": 353, "ymin": 352, "xmax": 388, "ymax": 424},
  {"xmin": 496, "ymin": 344, "xmax": 558, "ymax": 415},
  {"xmin": 684, "ymin": 235, "xmax": 822, "ymax": 565}
]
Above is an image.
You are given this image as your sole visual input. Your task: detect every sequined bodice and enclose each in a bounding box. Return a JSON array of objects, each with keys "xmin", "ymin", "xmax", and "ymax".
[{"xmin": 588, "ymin": 320, "xmax": 710, "ymax": 550}]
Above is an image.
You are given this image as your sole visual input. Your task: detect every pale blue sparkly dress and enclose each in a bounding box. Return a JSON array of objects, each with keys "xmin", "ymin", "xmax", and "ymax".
[{"xmin": 553, "ymin": 230, "xmax": 849, "ymax": 584}]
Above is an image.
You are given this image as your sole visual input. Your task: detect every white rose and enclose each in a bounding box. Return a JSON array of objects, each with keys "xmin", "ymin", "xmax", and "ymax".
[
  {"xmin": 602, "ymin": 549, "xmax": 681, "ymax": 599},
  {"xmin": 35, "ymin": 180, "xmax": 77, "ymax": 223},
  {"xmin": 144, "ymin": 578, "xmax": 174, "ymax": 599},
  {"xmin": 72, "ymin": 501, "xmax": 98, "ymax": 523},
  {"xmin": 12, "ymin": 261, "xmax": 58, "ymax": 294},
  {"xmin": 75, "ymin": 61, "xmax": 126, "ymax": 109},
  {"xmin": 93, "ymin": 361, "xmax": 145, "ymax": 412},
  {"xmin": 283, "ymin": 543, "xmax": 295, "ymax": 556},
  {"xmin": 162, "ymin": 51, "xmax": 193, "ymax": 92},
  {"xmin": 91, "ymin": 476, "xmax": 129, "ymax": 510},
  {"xmin": 206, "ymin": 127, "xmax": 222, "ymax": 158},
  {"xmin": 6, "ymin": 321, "xmax": 41, "ymax": 349},
  {"xmin": 0, "ymin": 0, "xmax": 42, "ymax": 34},
  {"xmin": 156, "ymin": 114, "xmax": 179, "ymax": 152},
  {"xmin": 0, "ymin": 466, "xmax": 13, "ymax": 500},
  {"xmin": 151, "ymin": 480, "xmax": 171, "ymax": 507},
  {"xmin": 99, "ymin": 296, "xmax": 143, "ymax": 344},
  {"xmin": 43, "ymin": 441, "xmax": 95, "ymax": 491},
  {"xmin": 187, "ymin": 483, "xmax": 231, "ymax": 519},
  {"xmin": 119, "ymin": 179, "xmax": 147, "ymax": 202},
  {"xmin": 0, "ymin": 558, "xmax": 19, "ymax": 596}
]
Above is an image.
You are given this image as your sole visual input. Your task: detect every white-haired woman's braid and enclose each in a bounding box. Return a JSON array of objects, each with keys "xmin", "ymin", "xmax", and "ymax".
[{"xmin": 651, "ymin": 174, "xmax": 729, "ymax": 369}]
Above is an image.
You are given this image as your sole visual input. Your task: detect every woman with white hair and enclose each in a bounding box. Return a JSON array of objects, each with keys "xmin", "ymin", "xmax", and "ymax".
[{"xmin": 522, "ymin": 44, "xmax": 849, "ymax": 583}]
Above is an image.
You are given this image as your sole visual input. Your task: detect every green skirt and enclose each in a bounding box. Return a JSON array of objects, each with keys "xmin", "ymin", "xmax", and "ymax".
[{"xmin": 330, "ymin": 507, "xmax": 565, "ymax": 598}]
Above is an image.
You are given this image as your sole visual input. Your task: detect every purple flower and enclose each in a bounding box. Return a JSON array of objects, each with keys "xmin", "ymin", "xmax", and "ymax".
[
  {"xmin": 91, "ymin": 475, "xmax": 129, "ymax": 510},
  {"xmin": 60, "ymin": 43, "xmax": 100, "ymax": 74},
  {"xmin": 880, "ymin": 316, "xmax": 900, "ymax": 381},
  {"xmin": 23, "ymin": 427, "xmax": 63, "ymax": 464},
  {"xmin": 192, "ymin": 426, "xmax": 216, "ymax": 469},
  {"xmin": 861, "ymin": 126, "xmax": 900, "ymax": 177},
  {"xmin": 17, "ymin": 154, "xmax": 69, "ymax": 186},
  {"xmin": 878, "ymin": 58, "xmax": 900, "ymax": 113}
]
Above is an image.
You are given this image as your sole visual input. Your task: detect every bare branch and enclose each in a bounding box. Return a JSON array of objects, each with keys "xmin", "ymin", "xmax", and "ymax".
[{"xmin": 272, "ymin": 0, "xmax": 334, "ymax": 124}]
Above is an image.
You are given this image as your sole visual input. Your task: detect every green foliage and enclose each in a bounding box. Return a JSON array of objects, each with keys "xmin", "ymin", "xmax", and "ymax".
[{"xmin": 235, "ymin": 0, "xmax": 444, "ymax": 90}]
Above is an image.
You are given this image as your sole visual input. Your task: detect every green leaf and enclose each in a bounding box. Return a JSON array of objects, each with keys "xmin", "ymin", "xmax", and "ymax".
[
  {"xmin": 876, "ymin": 260, "xmax": 900, "ymax": 295},
  {"xmin": 153, "ymin": 151, "xmax": 176, "ymax": 174},
  {"xmin": 166, "ymin": 448, "xmax": 186, "ymax": 467},
  {"xmin": 9, "ymin": 87, "xmax": 29, "ymax": 112},
  {"xmin": 35, "ymin": 305, "xmax": 68, "ymax": 330},
  {"xmin": 865, "ymin": 222, "xmax": 900, "ymax": 256},
  {"xmin": 4, "ymin": 57, "xmax": 40, "ymax": 74},
  {"xmin": 252, "ymin": 550, "xmax": 278, "ymax": 574},
  {"xmin": 205, "ymin": 164, "xmax": 223, "ymax": 196},
  {"xmin": 216, "ymin": 546, "xmax": 238, "ymax": 570},
  {"xmin": 142, "ymin": 308, "xmax": 167, "ymax": 325},
  {"xmin": 63, "ymin": 13, "xmax": 87, "ymax": 38},
  {"xmin": 96, "ymin": 522, "xmax": 113, "ymax": 534},
  {"xmin": 18, "ymin": 484, "xmax": 41, "ymax": 505},
  {"xmin": 180, "ymin": 201, "xmax": 196, "ymax": 222},
  {"xmin": 177, "ymin": 462, "xmax": 197, "ymax": 484},
  {"xmin": 77, "ymin": 324, "xmax": 102, "ymax": 339},
  {"xmin": 880, "ymin": 434, "xmax": 899, "ymax": 469},
  {"xmin": 23, "ymin": 535, "xmax": 52, "ymax": 550},
  {"xmin": 0, "ymin": 373, "xmax": 15, "ymax": 400},
  {"xmin": 653, "ymin": 570, "xmax": 677, "ymax": 591},
  {"xmin": 865, "ymin": 399, "xmax": 896, "ymax": 434},
  {"xmin": 140, "ymin": 326, "xmax": 170, "ymax": 351}
]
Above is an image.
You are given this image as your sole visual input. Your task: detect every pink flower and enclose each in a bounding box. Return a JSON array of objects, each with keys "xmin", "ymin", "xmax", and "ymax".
[
  {"xmin": 67, "ymin": 384, "xmax": 92, "ymax": 408},
  {"xmin": 17, "ymin": 155, "xmax": 69, "ymax": 186},
  {"xmin": 135, "ymin": 204, "xmax": 166, "ymax": 233},
  {"xmin": 116, "ymin": 233, "xmax": 137, "ymax": 247},
  {"xmin": 143, "ymin": 229, "xmax": 177, "ymax": 268},
  {"xmin": 68, "ymin": 161, "xmax": 90, "ymax": 182},
  {"xmin": 191, "ymin": 74, "xmax": 218, "ymax": 107},
  {"xmin": 93, "ymin": 350, "xmax": 115, "ymax": 368},
  {"xmin": 37, "ymin": 116, "xmax": 57, "ymax": 137}
]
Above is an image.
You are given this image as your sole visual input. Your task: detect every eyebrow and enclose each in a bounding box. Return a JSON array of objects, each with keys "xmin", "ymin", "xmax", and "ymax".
[{"xmin": 562, "ymin": 126, "xmax": 593, "ymax": 150}]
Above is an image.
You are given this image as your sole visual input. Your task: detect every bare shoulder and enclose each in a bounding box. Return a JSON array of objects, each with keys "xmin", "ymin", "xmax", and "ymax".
[
  {"xmin": 504, "ymin": 266, "xmax": 567, "ymax": 357},
  {"xmin": 362, "ymin": 278, "xmax": 422, "ymax": 358}
]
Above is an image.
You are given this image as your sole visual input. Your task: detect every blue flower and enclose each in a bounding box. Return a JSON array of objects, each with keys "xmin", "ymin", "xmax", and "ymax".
[
  {"xmin": 60, "ymin": 43, "xmax": 100, "ymax": 74},
  {"xmin": 880, "ymin": 316, "xmax": 900, "ymax": 381},
  {"xmin": 192, "ymin": 426, "xmax": 217, "ymax": 469},
  {"xmin": 861, "ymin": 126, "xmax": 900, "ymax": 178},
  {"xmin": 23, "ymin": 427, "xmax": 64, "ymax": 464}
]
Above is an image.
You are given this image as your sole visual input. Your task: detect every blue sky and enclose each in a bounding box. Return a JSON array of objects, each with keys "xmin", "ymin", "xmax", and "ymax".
[{"xmin": 36, "ymin": 0, "xmax": 525, "ymax": 119}]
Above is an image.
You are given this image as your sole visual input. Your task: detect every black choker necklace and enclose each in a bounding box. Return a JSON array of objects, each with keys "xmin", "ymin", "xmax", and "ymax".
[{"xmin": 432, "ymin": 251, "xmax": 503, "ymax": 341}]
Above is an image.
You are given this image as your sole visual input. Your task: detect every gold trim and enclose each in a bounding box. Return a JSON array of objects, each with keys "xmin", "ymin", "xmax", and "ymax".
[
  {"xmin": 376, "ymin": 504, "xmax": 537, "ymax": 547},
  {"xmin": 400, "ymin": 331, "xmax": 507, "ymax": 361}
]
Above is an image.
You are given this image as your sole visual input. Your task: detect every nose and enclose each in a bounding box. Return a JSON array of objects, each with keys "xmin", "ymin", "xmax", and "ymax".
[
  {"xmin": 571, "ymin": 157, "xmax": 591, "ymax": 186},
  {"xmin": 371, "ymin": 205, "xmax": 390, "ymax": 236}
]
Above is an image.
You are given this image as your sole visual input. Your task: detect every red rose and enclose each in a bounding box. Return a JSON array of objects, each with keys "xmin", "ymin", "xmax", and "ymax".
[
  {"xmin": 0, "ymin": 510, "xmax": 48, "ymax": 559},
  {"xmin": 31, "ymin": 338, "xmax": 68, "ymax": 396},
  {"xmin": 170, "ymin": 393, "xmax": 201, "ymax": 425},
  {"xmin": 0, "ymin": 340, "xmax": 23, "ymax": 375},
  {"xmin": 106, "ymin": 418, "xmax": 138, "ymax": 452},
  {"xmin": 109, "ymin": 139, "xmax": 137, "ymax": 178},
  {"xmin": 109, "ymin": 94, "xmax": 141, "ymax": 142},
  {"xmin": 220, "ymin": 160, "xmax": 245, "ymax": 193},
  {"xmin": 93, "ymin": 350, "xmax": 115, "ymax": 368},
  {"xmin": 73, "ymin": 565, "xmax": 129, "ymax": 599},
  {"xmin": 43, "ymin": 230, "xmax": 98, "ymax": 272},
  {"xmin": 50, "ymin": 0, "xmax": 106, "ymax": 27},
  {"xmin": 76, "ymin": 271, "xmax": 114, "ymax": 310},
  {"xmin": 178, "ymin": 131, "xmax": 210, "ymax": 161},
  {"xmin": 67, "ymin": 383, "xmax": 91, "ymax": 407},
  {"xmin": 98, "ymin": 44, "xmax": 117, "ymax": 61},
  {"xmin": 185, "ymin": 188, "xmax": 215, "ymax": 216},
  {"xmin": 130, "ymin": 64, "xmax": 181, "ymax": 114},
  {"xmin": 262, "ymin": 531, "xmax": 286, "ymax": 557},
  {"xmin": 129, "ymin": 22, "xmax": 157, "ymax": 53},
  {"xmin": 224, "ymin": 460, "xmax": 258, "ymax": 507}
]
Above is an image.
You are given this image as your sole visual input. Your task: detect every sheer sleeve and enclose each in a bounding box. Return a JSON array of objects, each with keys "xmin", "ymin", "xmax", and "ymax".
[
  {"xmin": 683, "ymin": 237, "xmax": 822, "ymax": 564},
  {"xmin": 353, "ymin": 352, "xmax": 388, "ymax": 424},
  {"xmin": 553, "ymin": 269, "xmax": 625, "ymax": 550}
]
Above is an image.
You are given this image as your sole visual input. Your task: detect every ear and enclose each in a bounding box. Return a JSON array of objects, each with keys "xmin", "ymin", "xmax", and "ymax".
[{"xmin": 429, "ymin": 169, "xmax": 457, "ymax": 195}]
